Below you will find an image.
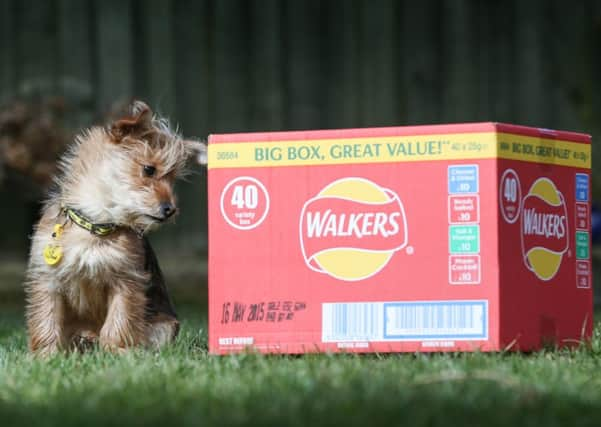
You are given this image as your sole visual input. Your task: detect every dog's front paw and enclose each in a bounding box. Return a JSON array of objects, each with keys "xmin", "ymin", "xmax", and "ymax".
[
  {"xmin": 98, "ymin": 336, "xmax": 129, "ymax": 354},
  {"xmin": 30, "ymin": 341, "xmax": 62, "ymax": 357},
  {"xmin": 99, "ymin": 326, "xmax": 147, "ymax": 353}
]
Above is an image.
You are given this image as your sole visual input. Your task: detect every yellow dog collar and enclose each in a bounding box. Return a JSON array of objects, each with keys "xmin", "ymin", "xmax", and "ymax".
[{"xmin": 65, "ymin": 208, "xmax": 118, "ymax": 236}]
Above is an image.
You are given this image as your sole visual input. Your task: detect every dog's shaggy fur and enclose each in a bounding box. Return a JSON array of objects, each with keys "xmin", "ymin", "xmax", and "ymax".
[{"xmin": 24, "ymin": 101, "xmax": 205, "ymax": 355}]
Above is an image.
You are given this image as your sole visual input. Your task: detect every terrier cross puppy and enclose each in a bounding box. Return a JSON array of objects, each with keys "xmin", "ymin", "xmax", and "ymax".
[{"xmin": 24, "ymin": 101, "xmax": 206, "ymax": 355}]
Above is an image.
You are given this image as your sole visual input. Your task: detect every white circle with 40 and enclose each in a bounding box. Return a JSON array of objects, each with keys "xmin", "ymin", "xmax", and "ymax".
[{"xmin": 220, "ymin": 176, "xmax": 270, "ymax": 230}]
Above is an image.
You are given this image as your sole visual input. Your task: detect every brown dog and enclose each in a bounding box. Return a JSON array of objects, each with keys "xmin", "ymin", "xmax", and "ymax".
[{"xmin": 24, "ymin": 101, "xmax": 205, "ymax": 355}]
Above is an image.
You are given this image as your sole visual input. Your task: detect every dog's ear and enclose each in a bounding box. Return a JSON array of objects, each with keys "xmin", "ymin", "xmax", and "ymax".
[
  {"xmin": 109, "ymin": 101, "xmax": 153, "ymax": 143},
  {"xmin": 184, "ymin": 139, "xmax": 208, "ymax": 166}
]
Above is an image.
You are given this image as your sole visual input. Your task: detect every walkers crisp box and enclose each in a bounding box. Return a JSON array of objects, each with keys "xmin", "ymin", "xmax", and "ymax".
[{"xmin": 207, "ymin": 123, "xmax": 592, "ymax": 354}]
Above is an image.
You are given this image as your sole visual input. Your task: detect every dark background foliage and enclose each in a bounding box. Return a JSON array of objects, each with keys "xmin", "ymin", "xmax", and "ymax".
[{"xmin": 1, "ymin": 0, "xmax": 599, "ymax": 258}]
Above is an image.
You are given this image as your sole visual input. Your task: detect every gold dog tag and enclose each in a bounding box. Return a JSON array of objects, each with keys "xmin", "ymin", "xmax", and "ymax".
[
  {"xmin": 53, "ymin": 223, "xmax": 64, "ymax": 238},
  {"xmin": 43, "ymin": 244, "xmax": 63, "ymax": 265},
  {"xmin": 44, "ymin": 223, "xmax": 65, "ymax": 266}
]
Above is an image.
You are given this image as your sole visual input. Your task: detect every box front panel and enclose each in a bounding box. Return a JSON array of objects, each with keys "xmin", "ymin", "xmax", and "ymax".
[
  {"xmin": 208, "ymin": 128, "xmax": 500, "ymax": 354},
  {"xmin": 497, "ymin": 134, "xmax": 592, "ymax": 350}
]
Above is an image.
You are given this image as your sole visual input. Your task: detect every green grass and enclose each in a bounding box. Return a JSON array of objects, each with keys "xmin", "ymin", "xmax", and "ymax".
[{"xmin": 3, "ymin": 261, "xmax": 601, "ymax": 426}]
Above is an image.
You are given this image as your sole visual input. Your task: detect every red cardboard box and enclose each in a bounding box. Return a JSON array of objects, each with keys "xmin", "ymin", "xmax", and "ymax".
[{"xmin": 207, "ymin": 123, "xmax": 592, "ymax": 354}]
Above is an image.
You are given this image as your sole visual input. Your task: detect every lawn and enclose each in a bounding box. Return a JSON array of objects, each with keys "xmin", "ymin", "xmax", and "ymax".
[{"xmin": 2, "ymin": 259, "xmax": 601, "ymax": 426}]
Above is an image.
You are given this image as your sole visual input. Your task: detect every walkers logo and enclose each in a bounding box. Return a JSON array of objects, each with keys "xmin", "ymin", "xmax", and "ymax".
[
  {"xmin": 299, "ymin": 178, "xmax": 408, "ymax": 281},
  {"xmin": 520, "ymin": 178, "xmax": 569, "ymax": 281}
]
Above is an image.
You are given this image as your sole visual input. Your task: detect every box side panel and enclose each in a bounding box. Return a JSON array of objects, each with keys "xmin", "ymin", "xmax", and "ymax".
[
  {"xmin": 208, "ymin": 153, "xmax": 500, "ymax": 354},
  {"xmin": 498, "ymin": 152, "xmax": 593, "ymax": 350}
]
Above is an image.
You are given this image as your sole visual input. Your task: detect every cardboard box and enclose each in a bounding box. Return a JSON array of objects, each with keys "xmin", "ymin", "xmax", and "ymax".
[{"xmin": 207, "ymin": 123, "xmax": 592, "ymax": 354}]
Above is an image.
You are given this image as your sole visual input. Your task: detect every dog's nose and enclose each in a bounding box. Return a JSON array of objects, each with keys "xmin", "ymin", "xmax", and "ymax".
[{"xmin": 160, "ymin": 202, "xmax": 175, "ymax": 218}]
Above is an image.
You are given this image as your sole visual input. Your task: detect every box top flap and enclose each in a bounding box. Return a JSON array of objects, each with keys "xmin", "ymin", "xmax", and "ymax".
[{"xmin": 209, "ymin": 122, "xmax": 591, "ymax": 144}]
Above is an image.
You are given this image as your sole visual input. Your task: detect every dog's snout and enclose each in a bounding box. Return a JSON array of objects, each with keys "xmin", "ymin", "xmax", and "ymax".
[{"xmin": 160, "ymin": 202, "xmax": 175, "ymax": 218}]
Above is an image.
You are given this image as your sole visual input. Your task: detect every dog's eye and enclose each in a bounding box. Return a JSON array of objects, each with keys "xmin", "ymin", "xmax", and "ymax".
[{"xmin": 143, "ymin": 165, "xmax": 156, "ymax": 177}]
